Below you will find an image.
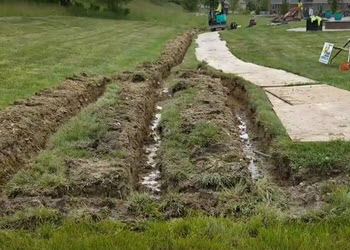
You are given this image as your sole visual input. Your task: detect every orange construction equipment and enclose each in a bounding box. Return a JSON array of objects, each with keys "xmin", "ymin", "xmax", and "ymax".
[{"xmin": 283, "ymin": 7, "xmax": 301, "ymax": 22}]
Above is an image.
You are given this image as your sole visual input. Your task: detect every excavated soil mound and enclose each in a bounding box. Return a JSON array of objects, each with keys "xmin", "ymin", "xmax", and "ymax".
[
  {"xmin": 1, "ymin": 31, "xmax": 193, "ymax": 203},
  {"xmin": 157, "ymin": 71, "xmax": 261, "ymax": 217},
  {"xmin": 0, "ymin": 75, "xmax": 110, "ymax": 184},
  {"xmin": 65, "ymin": 31, "xmax": 194, "ymax": 198}
]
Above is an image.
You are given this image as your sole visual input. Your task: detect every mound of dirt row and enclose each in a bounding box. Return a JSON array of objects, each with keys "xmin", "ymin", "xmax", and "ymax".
[
  {"xmin": 0, "ymin": 75, "xmax": 110, "ymax": 184},
  {"xmin": 64, "ymin": 31, "xmax": 194, "ymax": 198},
  {"xmin": 1, "ymin": 31, "xmax": 193, "ymax": 200},
  {"xmin": 156, "ymin": 71, "xmax": 269, "ymax": 217}
]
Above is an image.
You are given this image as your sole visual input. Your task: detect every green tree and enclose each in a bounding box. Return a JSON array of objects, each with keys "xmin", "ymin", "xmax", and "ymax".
[
  {"xmin": 246, "ymin": 1, "xmax": 256, "ymax": 11},
  {"xmin": 280, "ymin": 0, "xmax": 289, "ymax": 14},
  {"xmin": 260, "ymin": 0, "xmax": 269, "ymax": 11},
  {"xmin": 182, "ymin": 0, "xmax": 199, "ymax": 11},
  {"xmin": 331, "ymin": 0, "xmax": 338, "ymax": 13},
  {"xmin": 96, "ymin": 0, "xmax": 131, "ymax": 12},
  {"xmin": 231, "ymin": 0, "xmax": 239, "ymax": 12}
]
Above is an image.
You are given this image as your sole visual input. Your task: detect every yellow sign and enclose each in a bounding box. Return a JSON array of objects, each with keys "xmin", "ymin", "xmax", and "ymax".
[{"xmin": 319, "ymin": 42, "xmax": 334, "ymax": 64}]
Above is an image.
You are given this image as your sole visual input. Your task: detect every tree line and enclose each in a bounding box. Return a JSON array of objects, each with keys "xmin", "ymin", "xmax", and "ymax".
[{"xmin": 20, "ymin": 0, "xmax": 131, "ymax": 12}]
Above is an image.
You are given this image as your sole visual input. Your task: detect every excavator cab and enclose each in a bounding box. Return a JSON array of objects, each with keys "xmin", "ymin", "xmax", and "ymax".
[{"xmin": 208, "ymin": 0, "xmax": 227, "ymax": 31}]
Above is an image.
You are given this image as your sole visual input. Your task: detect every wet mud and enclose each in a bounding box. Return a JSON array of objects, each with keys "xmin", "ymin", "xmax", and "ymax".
[
  {"xmin": 153, "ymin": 70, "xmax": 275, "ymax": 217},
  {"xmin": 0, "ymin": 31, "xmax": 194, "ymax": 219},
  {"xmin": 0, "ymin": 32, "xmax": 341, "ymax": 227},
  {"xmin": 140, "ymin": 106, "xmax": 162, "ymax": 194}
]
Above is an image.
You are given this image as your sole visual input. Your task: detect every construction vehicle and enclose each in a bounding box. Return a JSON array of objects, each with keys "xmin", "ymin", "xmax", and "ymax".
[{"xmin": 208, "ymin": 0, "xmax": 227, "ymax": 31}]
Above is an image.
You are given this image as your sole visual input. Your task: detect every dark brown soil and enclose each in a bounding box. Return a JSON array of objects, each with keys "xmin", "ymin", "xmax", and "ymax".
[
  {"xmin": 0, "ymin": 32, "xmax": 335, "ymax": 227},
  {"xmin": 206, "ymin": 72, "xmax": 350, "ymax": 216},
  {"xmin": 155, "ymin": 70, "xmax": 277, "ymax": 218},
  {"xmin": 161, "ymin": 72, "xmax": 250, "ymax": 192},
  {"xmin": 0, "ymin": 74, "xmax": 110, "ymax": 185},
  {"xmin": 65, "ymin": 31, "xmax": 194, "ymax": 198},
  {"xmin": 0, "ymin": 31, "xmax": 194, "ymax": 220}
]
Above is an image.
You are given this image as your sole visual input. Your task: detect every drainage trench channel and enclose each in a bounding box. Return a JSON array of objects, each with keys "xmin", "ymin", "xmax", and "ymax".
[
  {"xmin": 141, "ymin": 75, "xmax": 266, "ymax": 194},
  {"xmin": 136, "ymin": 32, "xmax": 194, "ymax": 195},
  {"xmin": 140, "ymin": 88, "xmax": 170, "ymax": 195},
  {"xmin": 225, "ymin": 83, "xmax": 265, "ymax": 181},
  {"xmin": 236, "ymin": 113, "xmax": 263, "ymax": 180}
]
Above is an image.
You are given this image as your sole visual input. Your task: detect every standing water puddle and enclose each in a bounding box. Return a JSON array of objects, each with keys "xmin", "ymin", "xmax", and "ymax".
[
  {"xmin": 236, "ymin": 114, "xmax": 263, "ymax": 180},
  {"xmin": 141, "ymin": 106, "xmax": 162, "ymax": 193}
]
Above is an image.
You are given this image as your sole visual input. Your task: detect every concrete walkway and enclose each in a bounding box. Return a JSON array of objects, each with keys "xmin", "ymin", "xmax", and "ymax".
[{"xmin": 196, "ymin": 32, "xmax": 350, "ymax": 142}]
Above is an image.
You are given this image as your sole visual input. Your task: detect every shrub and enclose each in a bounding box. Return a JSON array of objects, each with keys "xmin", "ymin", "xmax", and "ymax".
[
  {"xmin": 231, "ymin": 0, "xmax": 239, "ymax": 12},
  {"xmin": 331, "ymin": 0, "xmax": 338, "ymax": 13},
  {"xmin": 280, "ymin": 0, "xmax": 289, "ymax": 15},
  {"xmin": 246, "ymin": 1, "xmax": 256, "ymax": 12},
  {"xmin": 181, "ymin": 0, "xmax": 199, "ymax": 12},
  {"xmin": 260, "ymin": 0, "xmax": 269, "ymax": 11}
]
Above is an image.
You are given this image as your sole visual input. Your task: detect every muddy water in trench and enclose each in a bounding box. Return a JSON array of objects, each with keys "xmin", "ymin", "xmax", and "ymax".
[
  {"xmin": 141, "ymin": 106, "xmax": 162, "ymax": 193},
  {"xmin": 141, "ymin": 80, "xmax": 264, "ymax": 193},
  {"xmin": 226, "ymin": 89, "xmax": 264, "ymax": 180},
  {"xmin": 140, "ymin": 87, "xmax": 171, "ymax": 194},
  {"xmin": 236, "ymin": 113, "xmax": 263, "ymax": 180}
]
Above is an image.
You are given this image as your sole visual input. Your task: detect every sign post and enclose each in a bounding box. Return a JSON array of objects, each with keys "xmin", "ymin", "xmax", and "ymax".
[{"xmin": 319, "ymin": 42, "xmax": 334, "ymax": 64}]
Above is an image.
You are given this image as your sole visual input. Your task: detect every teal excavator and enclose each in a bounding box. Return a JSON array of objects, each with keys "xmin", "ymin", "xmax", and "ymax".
[{"xmin": 208, "ymin": 0, "xmax": 227, "ymax": 31}]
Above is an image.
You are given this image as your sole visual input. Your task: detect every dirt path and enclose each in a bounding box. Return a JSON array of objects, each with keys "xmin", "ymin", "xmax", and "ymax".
[{"xmin": 196, "ymin": 32, "xmax": 350, "ymax": 142}]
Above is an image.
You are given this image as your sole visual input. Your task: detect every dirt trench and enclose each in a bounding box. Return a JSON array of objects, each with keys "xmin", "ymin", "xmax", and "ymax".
[
  {"xmin": 0, "ymin": 74, "xmax": 110, "ymax": 184},
  {"xmin": 0, "ymin": 32, "xmax": 333, "ymax": 226},
  {"xmin": 0, "ymin": 68, "xmax": 273, "ymax": 224},
  {"xmin": 142, "ymin": 69, "xmax": 279, "ymax": 218},
  {"xmin": 139, "ymin": 69, "xmax": 338, "ymax": 219},
  {"xmin": 1, "ymin": 31, "xmax": 194, "ymax": 200},
  {"xmin": 64, "ymin": 31, "xmax": 194, "ymax": 199},
  {"xmin": 0, "ymin": 64, "xmax": 337, "ymax": 226}
]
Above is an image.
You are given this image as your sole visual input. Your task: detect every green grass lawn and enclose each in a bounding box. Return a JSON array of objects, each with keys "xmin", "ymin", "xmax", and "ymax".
[
  {"xmin": 0, "ymin": 0, "xmax": 207, "ymax": 110},
  {"xmin": 2, "ymin": 215, "xmax": 350, "ymax": 249},
  {"xmin": 0, "ymin": 16, "xmax": 180, "ymax": 109},
  {"xmin": 221, "ymin": 22, "xmax": 350, "ymax": 91},
  {"xmin": 2, "ymin": 1, "xmax": 350, "ymax": 247}
]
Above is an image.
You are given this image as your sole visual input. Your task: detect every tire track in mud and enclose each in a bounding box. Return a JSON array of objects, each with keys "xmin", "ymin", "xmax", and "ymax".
[{"xmin": 0, "ymin": 74, "xmax": 110, "ymax": 184}]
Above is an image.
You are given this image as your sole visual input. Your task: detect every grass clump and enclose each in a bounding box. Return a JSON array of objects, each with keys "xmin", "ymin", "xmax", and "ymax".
[
  {"xmin": 189, "ymin": 122, "xmax": 220, "ymax": 147},
  {"xmin": 127, "ymin": 193, "xmax": 162, "ymax": 219},
  {"xmin": 0, "ymin": 207, "xmax": 61, "ymax": 230},
  {"xmin": 161, "ymin": 193, "xmax": 189, "ymax": 218},
  {"xmin": 195, "ymin": 172, "xmax": 246, "ymax": 191},
  {"xmin": 5, "ymin": 152, "xmax": 68, "ymax": 196}
]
